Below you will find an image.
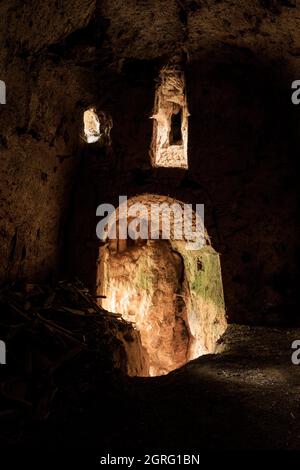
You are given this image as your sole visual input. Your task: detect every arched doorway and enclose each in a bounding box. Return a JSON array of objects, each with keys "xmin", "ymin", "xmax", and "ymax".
[{"xmin": 97, "ymin": 194, "xmax": 227, "ymax": 376}]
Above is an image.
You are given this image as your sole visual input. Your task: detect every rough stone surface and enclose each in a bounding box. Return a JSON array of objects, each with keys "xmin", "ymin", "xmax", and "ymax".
[
  {"xmin": 4, "ymin": 324, "xmax": 300, "ymax": 450},
  {"xmin": 98, "ymin": 197, "xmax": 227, "ymax": 376},
  {"xmin": 102, "ymin": 240, "xmax": 190, "ymax": 376},
  {"xmin": 151, "ymin": 66, "xmax": 189, "ymax": 168},
  {"xmin": 0, "ymin": 0, "xmax": 299, "ymax": 327}
]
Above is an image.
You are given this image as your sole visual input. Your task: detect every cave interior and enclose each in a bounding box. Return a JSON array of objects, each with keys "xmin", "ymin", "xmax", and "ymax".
[{"xmin": 0, "ymin": 0, "xmax": 300, "ymax": 453}]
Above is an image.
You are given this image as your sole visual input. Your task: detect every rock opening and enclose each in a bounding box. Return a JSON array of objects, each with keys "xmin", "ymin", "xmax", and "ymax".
[
  {"xmin": 151, "ymin": 66, "xmax": 189, "ymax": 168},
  {"xmin": 97, "ymin": 194, "xmax": 227, "ymax": 377}
]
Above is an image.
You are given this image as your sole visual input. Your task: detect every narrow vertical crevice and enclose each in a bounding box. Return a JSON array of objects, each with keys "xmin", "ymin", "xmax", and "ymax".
[{"xmin": 170, "ymin": 108, "xmax": 183, "ymax": 145}]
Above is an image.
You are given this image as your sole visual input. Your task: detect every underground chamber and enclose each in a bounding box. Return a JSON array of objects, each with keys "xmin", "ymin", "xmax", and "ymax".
[{"xmin": 96, "ymin": 195, "xmax": 227, "ymax": 377}]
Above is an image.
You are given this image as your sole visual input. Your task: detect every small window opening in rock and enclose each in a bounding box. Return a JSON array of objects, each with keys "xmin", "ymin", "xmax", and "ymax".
[
  {"xmin": 83, "ymin": 108, "xmax": 113, "ymax": 145},
  {"xmin": 151, "ymin": 66, "xmax": 189, "ymax": 168},
  {"xmin": 170, "ymin": 108, "xmax": 183, "ymax": 145},
  {"xmin": 83, "ymin": 108, "xmax": 101, "ymax": 143}
]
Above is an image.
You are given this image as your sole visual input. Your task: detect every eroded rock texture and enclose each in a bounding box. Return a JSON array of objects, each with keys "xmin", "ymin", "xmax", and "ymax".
[
  {"xmin": 0, "ymin": 0, "xmax": 299, "ymax": 330},
  {"xmin": 94, "ymin": 192, "xmax": 226, "ymax": 376},
  {"xmin": 101, "ymin": 237, "xmax": 227, "ymax": 376},
  {"xmin": 102, "ymin": 241, "xmax": 189, "ymax": 376}
]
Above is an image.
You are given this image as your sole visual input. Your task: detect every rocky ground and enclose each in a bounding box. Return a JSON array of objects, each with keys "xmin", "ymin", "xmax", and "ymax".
[
  {"xmin": 119, "ymin": 324, "xmax": 300, "ymax": 451},
  {"xmin": 2, "ymin": 322, "xmax": 299, "ymax": 451}
]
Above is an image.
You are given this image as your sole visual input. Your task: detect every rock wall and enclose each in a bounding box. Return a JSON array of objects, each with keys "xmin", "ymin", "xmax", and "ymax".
[
  {"xmin": 101, "ymin": 240, "xmax": 190, "ymax": 376},
  {"xmin": 0, "ymin": 0, "xmax": 299, "ymax": 326},
  {"xmin": 99, "ymin": 236, "xmax": 227, "ymax": 376},
  {"xmin": 0, "ymin": 1, "xmax": 98, "ymax": 281}
]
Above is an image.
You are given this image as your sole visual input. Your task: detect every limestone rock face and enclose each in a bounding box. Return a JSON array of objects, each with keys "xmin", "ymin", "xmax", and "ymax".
[
  {"xmin": 100, "ymin": 238, "xmax": 227, "ymax": 376},
  {"xmin": 0, "ymin": 0, "xmax": 299, "ymax": 327},
  {"xmin": 151, "ymin": 66, "xmax": 189, "ymax": 168},
  {"xmin": 102, "ymin": 241, "xmax": 189, "ymax": 376}
]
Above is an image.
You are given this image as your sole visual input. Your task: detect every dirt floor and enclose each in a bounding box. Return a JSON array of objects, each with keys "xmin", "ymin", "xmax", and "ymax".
[
  {"xmin": 3, "ymin": 324, "xmax": 299, "ymax": 452},
  {"xmin": 118, "ymin": 325, "xmax": 300, "ymax": 451},
  {"xmin": 101, "ymin": 324, "xmax": 300, "ymax": 452}
]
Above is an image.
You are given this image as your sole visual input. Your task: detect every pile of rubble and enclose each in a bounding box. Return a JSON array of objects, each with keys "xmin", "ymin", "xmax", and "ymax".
[{"xmin": 0, "ymin": 279, "xmax": 144, "ymax": 444}]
